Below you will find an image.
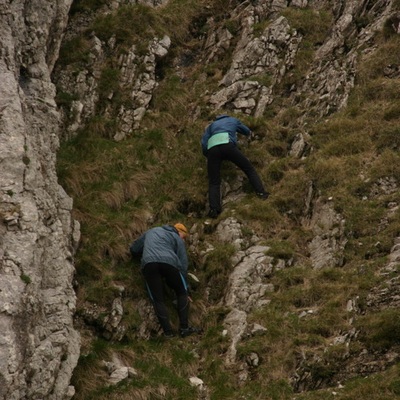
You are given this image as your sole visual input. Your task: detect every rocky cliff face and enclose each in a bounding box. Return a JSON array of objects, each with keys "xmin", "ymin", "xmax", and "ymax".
[{"xmin": 0, "ymin": 1, "xmax": 79, "ymax": 399}]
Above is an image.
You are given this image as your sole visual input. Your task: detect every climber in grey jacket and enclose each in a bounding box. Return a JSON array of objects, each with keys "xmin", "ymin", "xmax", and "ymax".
[
  {"xmin": 130, "ymin": 224, "xmax": 189, "ymax": 279},
  {"xmin": 130, "ymin": 223, "xmax": 201, "ymax": 338}
]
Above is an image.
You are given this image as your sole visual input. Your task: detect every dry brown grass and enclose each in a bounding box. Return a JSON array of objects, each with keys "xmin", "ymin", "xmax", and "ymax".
[{"xmin": 101, "ymin": 175, "xmax": 146, "ymax": 211}]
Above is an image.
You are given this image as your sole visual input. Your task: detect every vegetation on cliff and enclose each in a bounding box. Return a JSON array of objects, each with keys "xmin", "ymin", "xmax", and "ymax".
[{"xmin": 56, "ymin": 0, "xmax": 400, "ymax": 399}]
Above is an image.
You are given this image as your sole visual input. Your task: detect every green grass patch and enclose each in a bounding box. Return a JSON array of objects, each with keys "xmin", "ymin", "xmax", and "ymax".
[
  {"xmin": 70, "ymin": 0, "xmax": 108, "ymax": 14},
  {"xmin": 203, "ymin": 243, "xmax": 235, "ymax": 302},
  {"xmin": 356, "ymin": 309, "xmax": 400, "ymax": 351}
]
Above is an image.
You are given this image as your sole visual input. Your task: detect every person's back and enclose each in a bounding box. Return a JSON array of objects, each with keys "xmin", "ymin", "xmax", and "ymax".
[
  {"xmin": 201, "ymin": 114, "xmax": 251, "ymax": 155},
  {"xmin": 208, "ymin": 115, "xmax": 249, "ymax": 136},
  {"xmin": 140, "ymin": 226, "xmax": 181, "ymax": 268}
]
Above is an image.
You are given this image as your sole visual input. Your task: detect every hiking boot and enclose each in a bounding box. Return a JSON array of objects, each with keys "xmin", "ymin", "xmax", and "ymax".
[
  {"xmin": 208, "ymin": 209, "xmax": 221, "ymax": 219},
  {"xmin": 179, "ymin": 326, "xmax": 202, "ymax": 338},
  {"xmin": 256, "ymin": 192, "xmax": 270, "ymax": 200},
  {"xmin": 164, "ymin": 331, "xmax": 176, "ymax": 339}
]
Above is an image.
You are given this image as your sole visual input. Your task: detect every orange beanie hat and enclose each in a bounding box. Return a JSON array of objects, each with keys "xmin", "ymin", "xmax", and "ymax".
[{"xmin": 174, "ymin": 223, "xmax": 188, "ymax": 236}]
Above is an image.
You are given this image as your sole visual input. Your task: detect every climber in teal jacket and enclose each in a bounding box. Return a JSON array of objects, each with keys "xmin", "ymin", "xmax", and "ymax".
[
  {"xmin": 201, "ymin": 114, "xmax": 251, "ymax": 155},
  {"xmin": 201, "ymin": 114, "xmax": 269, "ymax": 218},
  {"xmin": 130, "ymin": 223, "xmax": 201, "ymax": 338}
]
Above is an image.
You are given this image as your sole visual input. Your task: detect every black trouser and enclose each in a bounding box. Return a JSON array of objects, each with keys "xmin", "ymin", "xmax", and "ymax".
[
  {"xmin": 207, "ymin": 142, "xmax": 265, "ymax": 212},
  {"xmin": 142, "ymin": 262, "xmax": 189, "ymax": 333}
]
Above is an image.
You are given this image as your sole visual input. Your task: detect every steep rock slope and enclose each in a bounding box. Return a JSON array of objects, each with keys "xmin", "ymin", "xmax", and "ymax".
[{"xmin": 54, "ymin": 1, "xmax": 400, "ymax": 398}]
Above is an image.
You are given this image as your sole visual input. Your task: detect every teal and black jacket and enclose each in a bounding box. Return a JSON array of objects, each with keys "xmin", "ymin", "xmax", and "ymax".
[{"xmin": 201, "ymin": 114, "xmax": 251, "ymax": 156}]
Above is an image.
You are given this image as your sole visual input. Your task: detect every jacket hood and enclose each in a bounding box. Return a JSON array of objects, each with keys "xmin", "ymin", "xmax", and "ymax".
[{"xmin": 162, "ymin": 224, "xmax": 178, "ymax": 234}]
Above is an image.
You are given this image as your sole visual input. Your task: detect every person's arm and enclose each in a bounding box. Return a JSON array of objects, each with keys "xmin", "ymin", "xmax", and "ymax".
[
  {"xmin": 176, "ymin": 239, "xmax": 189, "ymax": 278},
  {"xmin": 176, "ymin": 240, "xmax": 192, "ymax": 299},
  {"xmin": 201, "ymin": 126, "xmax": 212, "ymax": 156},
  {"xmin": 236, "ymin": 119, "xmax": 251, "ymax": 137},
  {"xmin": 130, "ymin": 233, "xmax": 146, "ymax": 257}
]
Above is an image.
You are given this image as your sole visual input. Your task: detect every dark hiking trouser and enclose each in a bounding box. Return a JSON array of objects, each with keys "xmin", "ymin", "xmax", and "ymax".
[
  {"xmin": 142, "ymin": 262, "xmax": 189, "ymax": 334},
  {"xmin": 206, "ymin": 142, "xmax": 265, "ymax": 212}
]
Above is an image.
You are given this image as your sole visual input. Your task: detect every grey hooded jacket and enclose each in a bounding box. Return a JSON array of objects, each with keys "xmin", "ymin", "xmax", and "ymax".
[{"xmin": 130, "ymin": 225, "xmax": 188, "ymax": 278}]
